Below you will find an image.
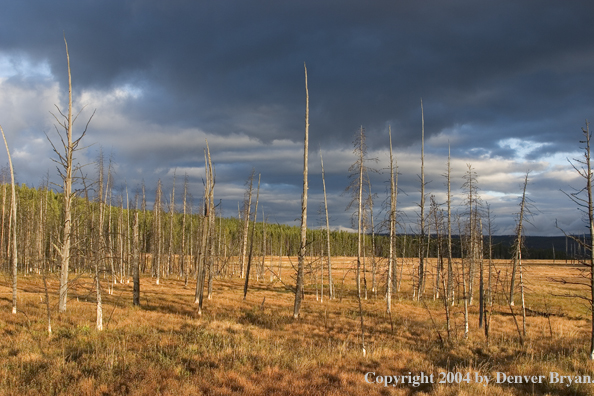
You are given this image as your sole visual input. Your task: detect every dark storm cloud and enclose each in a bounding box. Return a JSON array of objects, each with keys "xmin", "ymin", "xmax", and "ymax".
[
  {"xmin": 1, "ymin": 1, "xmax": 594, "ymax": 234},
  {"xmin": 3, "ymin": 1, "xmax": 593, "ymax": 149}
]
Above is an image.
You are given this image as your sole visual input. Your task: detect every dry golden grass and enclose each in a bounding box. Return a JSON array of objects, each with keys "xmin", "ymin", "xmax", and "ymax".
[{"xmin": 0, "ymin": 257, "xmax": 593, "ymax": 395}]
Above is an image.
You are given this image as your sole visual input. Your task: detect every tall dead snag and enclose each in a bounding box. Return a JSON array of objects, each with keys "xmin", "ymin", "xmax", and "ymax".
[
  {"xmin": 95, "ymin": 152, "xmax": 105, "ymax": 330},
  {"xmin": 478, "ymin": 218, "xmax": 484, "ymax": 328},
  {"xmin": 443, "ymin": 143, "xmax": 454, "ymax": 325},
  {"xmin": 206, "ymin": 146, "xmax": 216, "ymax": 300},
  {"xmin": 133, "ymin": 211, "xmax": 140, "ymax": 306},
  {"xmin": 368, "ymin": 179, "xmax": 377, "ymax": 298},
  {"xmin": 510, "ymin": 172, "xmax": 531, "ymax": 336},
  {"xmin": 462, "ymin": 164, "xmax": 481, "ymax": 309},
  {"xmin": 346, "ymin": 126, "xmax": 376, "ymax": 299},
  {"xmin": 0, "ymin": 126, "xmax": 17, "ymax": 314},
  {"xmin": 195, "ymin": 141, "xmax": 215, "ymax": 313},
  {"xmin": 509, "ymin": 172, "xmax": 530, "ymax": 307},
  {"xmin": 387, "ymin": 126, "xmax": 398, "ymax": 313},
  {"xmin": 293, "ymin": 62, "xmax": 309, "ymax": 319},
  {"xmin": 345, "ymin": 125, "xmax": 376, "ymax": 355},
  {"xmin": 240, "ymin": 170, "xmax": 255, "ymax": 279},
  {"xmin": 243, "ymin": 173, "xmax": 260, "ymax": 299},
  {"xmin": 167, "ymin": 172, "xmax": 176, "ymax": 278},
  {"xmin": 485, "ymin": 204, "xmax": 494, "ymax": 345},
  {"xmin": 153, "ymin": 179, "xmax": 163, "ymax": 285},
  {"xmin": 559, "ymin": 122, "xmax": 594, "ymax": 359},
  {"xmin": 47, "ymin": 36, "xmax": 94, "ymax": 313},
  {"xmin": 182, "ymin": 174, "xmax": 188, "ymax": 286},
  {"xmin": 417, "ymin": 99, "xmax": 427, "ymax": 300},
  {"xmin": 320, "ymin": 152, "xmax": 333, "ymax": 300}
]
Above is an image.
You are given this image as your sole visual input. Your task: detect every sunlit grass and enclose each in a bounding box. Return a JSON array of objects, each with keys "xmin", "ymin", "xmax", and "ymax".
[{"xmin": 0, "ymin": 258, "xmax": 593, "ymax": 395}]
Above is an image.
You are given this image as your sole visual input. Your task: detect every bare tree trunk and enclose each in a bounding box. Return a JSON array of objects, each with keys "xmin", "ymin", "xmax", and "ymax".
[
  {"xmin": 447, "ymin": 145, "xmax": 454, "ymax": 308},
  {"xmin": 479, "ymin": 219, "xmax": 484, "ymax": 328},
  {"xmin": 387, "ymin": 126, "xmax": 397, "ymax": 313},
  {"xmin": 585, "ymin": 124, "xmax": 594, "ymax": 360},
  {"xmin": 244, "ymin": 174, "xmax": 260, "ymax": 299},
  {"xmin": 513, "ymin": 172, "xmax": 530, "ymax": 335},
  {"xmin": 240, "ymin": 171, "xmax": 254, "ymax": 279},
  {"xmin": 48, "ymin": 37, "xmax": 93, "ymax": 311},
  {"xmin": 417, "ymin": 99, "xmax": 426, "ymax": 300},
  {"xmin": 485, "ymin": 204, "xmax": 493, "ymax": 345},
  {"xmin": 206, "ymin": 144, "xmax": 215, "ymax": 299},
  {"xmin": 510, "ymin": 172, "xmax": 529, "ymax": 306},
  {"xmin": 167, "ymin": 172, "xmax": 176, "ymax": 278},
  {"xmin": 0, "ymin": 182, "xmax": 6, "ymax": 268},
  {"xmin": 195, "ymin": 142, "xmax": 214, "ymax": 312},
  {"xmin": 458, "ymin": 218, "xmax": 469, "ymax": 338},
  {"xmin": 58, "ymin": 37, "xmax": 74, "ymax": 313},
  {"xmin": 0, "ymin": 126, "xmax": 17, "ymax": 314},
  {"xmin": 320, "ymin": 152, "xmax": 333, "ymax": 300},
  {"xmin": 182, "ymin": 175, "xmax": 188, "ymax": 285},
  {"xmin": 107, "ymin": 181, "xmax": 114, "ymax": 293},
  {"xmin": 133, "ymin": 211, "xmax": 140, "ymax": 306},
  {"xmin": 293, "ymin": 63, "xmax": 309, "ymax": 319},
  {"xmin": 357, "ymin": 126, "xmax": 364, "ymax": 299},
  {"xmin": 154, "ymin": 180, "xmax": 162, "ymax": 285},
  {"xmin": 118, "ymin": 197, "xmax": 124, "ymax": 283},
  {"xmin": 369, "ymin": 184, "xmax": 377, "ymax": 299},
  {"xmin": 260, "ymin": 208, "xmax": 266, "ymax": 281},
  {"xmin": 42, "ymin": 268, "xmax": 52, "ymax": 334}
]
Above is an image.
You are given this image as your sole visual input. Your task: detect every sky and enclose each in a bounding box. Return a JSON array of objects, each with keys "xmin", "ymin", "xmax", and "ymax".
[{"xmin": 0, "ymin": 0, "xmax": 593, "ymax": 236}]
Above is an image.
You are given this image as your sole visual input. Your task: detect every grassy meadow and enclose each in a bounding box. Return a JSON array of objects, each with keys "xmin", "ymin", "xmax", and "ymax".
[{"xmin": 0, "ymin": 257, "xmax": 593, "ymax": 395}]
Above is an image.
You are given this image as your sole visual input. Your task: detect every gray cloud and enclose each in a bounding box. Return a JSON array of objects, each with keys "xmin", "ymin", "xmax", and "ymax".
[{"xmin": 0, "ymin": 1, "xmax": 593, "ymax": 235}]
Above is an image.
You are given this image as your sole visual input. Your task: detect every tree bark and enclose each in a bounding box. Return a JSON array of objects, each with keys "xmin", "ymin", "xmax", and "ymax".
[
  {"xmin": 244, "ymin": 174, "xmax": 260, "ymax": 299},
  {"xmin": 387, "ymin": 126, "xmax": 397, "ymax": 313},
  {"xmin": 320, "ymin": 152, "xmax": 333, "ymax": 300},
  {"xmin": 293, "ymin": 63, "xmax": 309, "ymax": 318},
  {"xmin": 58, "ymin": 36, "xmax": 74, "ymax": 313},
  {"xmin": 417, "ymin": 99, "xmax": 426, "ymax": 300},
  {"xmin": 133, "ymin": 211, "xmax": 140, "ymax": 306},
  {"xmin": 0, "ymin": 126, "xmax": 18, "ymax": 314}
]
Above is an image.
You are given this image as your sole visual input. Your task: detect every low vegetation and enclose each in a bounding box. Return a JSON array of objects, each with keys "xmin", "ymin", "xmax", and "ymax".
[{"xmin": 1, "ymin": 258, "xmax": 593, "ymax": 395}]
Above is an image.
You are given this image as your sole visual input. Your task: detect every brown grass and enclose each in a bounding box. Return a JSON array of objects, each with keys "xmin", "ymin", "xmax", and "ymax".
[{"xmin": 0, "ymin": 257, "xmax": 593, "ymax": 395}]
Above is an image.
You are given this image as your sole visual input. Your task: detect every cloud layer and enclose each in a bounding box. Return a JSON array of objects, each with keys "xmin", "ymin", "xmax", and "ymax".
[{"xmin": 0, "ymin": 1, "xmax": 593, "ymax": 236}]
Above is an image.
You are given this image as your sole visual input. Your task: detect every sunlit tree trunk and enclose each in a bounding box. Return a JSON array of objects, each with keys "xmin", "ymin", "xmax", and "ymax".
[
  {"xmin": 320, "ymin": 152, "xmax": 333, "ymax": 299},
  {"xmin": 417, "ymin": 99, "xmax": 426, "ymax": 300},
  {"xmin": 0, "ymin": 126, "xmax": 18, "ymax": 314},
  {"xmin": 387, "ymin": 126, "xmax": 397, "ymax": 313},
  {"xmin": 293, "ymin": 63, "xmax": 309, "ymax": 318}
]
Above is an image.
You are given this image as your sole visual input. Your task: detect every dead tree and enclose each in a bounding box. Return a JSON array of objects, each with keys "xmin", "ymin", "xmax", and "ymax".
[
  {"xmin": 206, "ymin": 146, "xmax": 215, "ymax": 299},
  {"xmin": 167, "ymin": 172, "xmax": 176, "ymax": 278},
  {"xmin": 417, "ymin": 99, "xmax": 427, "ymax": 300},
  {"xmin": 293, "ymin": 62, "xmax": 309, "ymax": 319},
  {"xmin": 446, "ymin": 144, "xmax": 454, "ymax": 308},
  {"xmin": 240, "ymin": 170, "xmax": 255, "ymax": 279},
  {"xmin": 243, "ymin": 174, "xmax": 260, "ymax": 299},
  {"xmin": 0, "ymin": 126, "xmax": 18, "ymax": 314},
  {"xmin": 509, "ymin": 172, "xmax": 530, "ymax": 306},
  {"xmin": 462, "ymin": 164, "xmax": 481, "ymax": 306},
  {"xmin": 182, "ymin": 174, "xmax": 188, "ymax": 286},
  {"xmin": 485, "ymin": 204, "xmax": 494, "ymax": 345},
  {"xmin": 153, "ymin": 179, "xmax": 163, "ymax": 285},
  {"xmin": 512, "ymin": 172, "xmax": 531, "ymax": 336},
  {"xmin": 133, "ymin": 211, "xmax": 140, "ymax": 306},
  {"xmin": 47, "ymin": 36, "xmax": 94, "ymax": 313},
  {"xmin": 320, "ymin": 152, "xmax": 333, "ymax": 299},
  {"xmin": 195, "ymin": 142, "xmax": 214, "ymax": 312},
  {"xmin": 387, "ymin": 126, "xmax": 398, "ymax": 313},
  {"xmin": 345, "ymin": 126, "xmax": 377, "ymax": 299},
  {"xmin": 578, "ymin": 123, "xmax": 594, "ymax": 361}
]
